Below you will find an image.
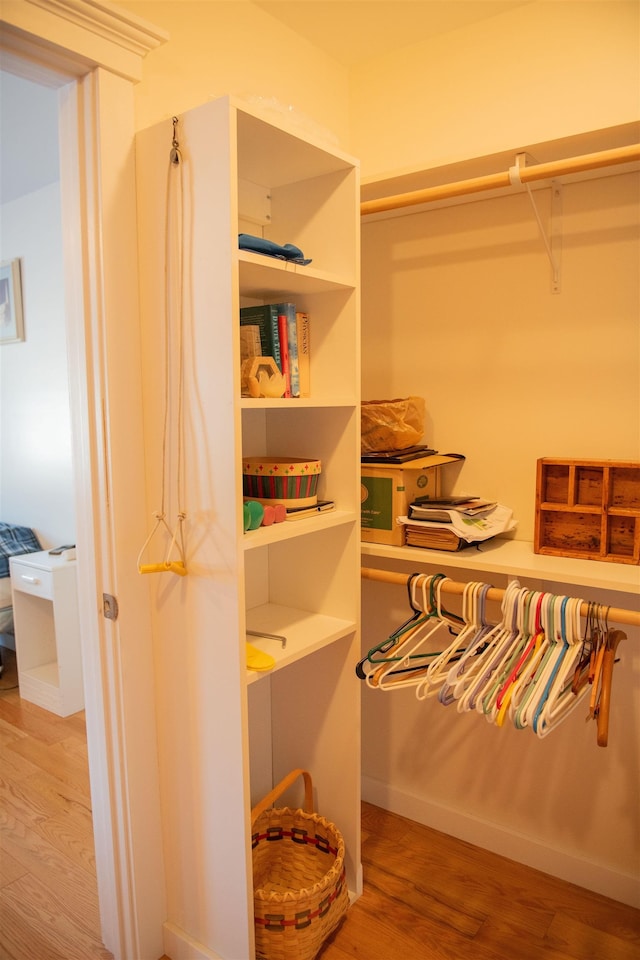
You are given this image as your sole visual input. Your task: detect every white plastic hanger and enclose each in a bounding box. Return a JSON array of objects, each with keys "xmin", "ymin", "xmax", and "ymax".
[
  {"xmin": 416, "ymin": 580, "xmax": 486, "ymax": 702},
  {"xmin": 368, "ymin": 576, "xmax": 458, "ymax": 692},
  {"xmin": 454, "ymin": 580, "xmax": 523, "ymax": 714}
]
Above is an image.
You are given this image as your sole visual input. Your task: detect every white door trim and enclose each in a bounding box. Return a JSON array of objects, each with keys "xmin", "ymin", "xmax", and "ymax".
[{"xmin": 1, "ymin": 4, "xmax": 168, "ymax": 958}]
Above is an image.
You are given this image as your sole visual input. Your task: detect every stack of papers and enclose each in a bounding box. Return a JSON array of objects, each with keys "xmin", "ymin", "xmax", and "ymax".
[
  {"xmin": 399, "ymin": 502, "xmax": 517, "ymax": 550},
  {"xmin": 408, "ymin": 497, "xmax": 497, "ymax": 523}
]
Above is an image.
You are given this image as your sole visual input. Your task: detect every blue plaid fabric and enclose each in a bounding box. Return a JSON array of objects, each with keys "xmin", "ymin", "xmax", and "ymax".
[{"xmin": 0, "ymin": 523, "xmax": 42, "ymax": 579}]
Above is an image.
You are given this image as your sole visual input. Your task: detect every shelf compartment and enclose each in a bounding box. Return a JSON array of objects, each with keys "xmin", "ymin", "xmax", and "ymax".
[
  {"xmin": 537, "ymin": 509, "xmax": 602, "ymax": 556},
  {"xmin": 611, "ymin": 466, "xmax": 640, "ymax": 508},
  {"xmin": 245, "ymin": 602, "xmax": 356, "ymax": 684},
  {"xmin": 575, "ymin": 465, "xmax": 605, "ymax": 507},
  {"xmin": 238, "ymin": 286, "xmax": 358, "ymax": 404},
  {"xmin": 539, "ymin": 462, "xmax": 570, "ymax": 503},
  {"xmin": 607, "ymin": 515, "xmax": 638, "ymax": 560},
  {"xmin": 241, "ymin": 406, "xmax": 359, "ymax": 514}
]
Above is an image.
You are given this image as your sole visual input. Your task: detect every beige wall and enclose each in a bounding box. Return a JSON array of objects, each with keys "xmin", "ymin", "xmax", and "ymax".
[
  {"xmin": 112, "ymin": 0, "xmax": 351, "ymax": 148},
  {"xmin": 361, "ymin": 171, "xmax": 640, "ymax": 541},
  {"xmin": 115, "ymin": 2, "xmax": 639, "ymax": 178},
  {"xmin": 351, "ymin": 0, "xmax": 640, "ymax": 180}
]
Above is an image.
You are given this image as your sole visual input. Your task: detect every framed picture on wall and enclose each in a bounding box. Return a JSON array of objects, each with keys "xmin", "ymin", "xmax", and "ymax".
[{"xmin": 0, "ymin": 258, "xmax": 25, "ymax": 344}]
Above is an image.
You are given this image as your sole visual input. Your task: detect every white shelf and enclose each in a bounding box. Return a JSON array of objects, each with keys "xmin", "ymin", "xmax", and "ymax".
[
  {"xmin": 362, "ymin": 537, "xmax": 640, "ymax": 597},
  {"xmin": 239, "ymin": 251, "xmax": 355, "ymax": 296},
  {"xmin": 245, "ymin": 603, "xmax": 356, "ymax": 684},
  {"xmin": 22, "ymin": 661, "xmax": 60, "ymax": 686},
  {"xmin": 240, "ymin": 397, "xmax": 356, "ymax": 410},
  {"xmin": 243, "ymin": 510, "xmax": 356, "ymax": 549}
]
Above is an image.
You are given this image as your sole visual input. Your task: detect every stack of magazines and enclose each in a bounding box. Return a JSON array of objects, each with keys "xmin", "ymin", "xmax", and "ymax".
[{"xmin": 401, "ymin": 497, "xmax": 516, "ymax": 551}]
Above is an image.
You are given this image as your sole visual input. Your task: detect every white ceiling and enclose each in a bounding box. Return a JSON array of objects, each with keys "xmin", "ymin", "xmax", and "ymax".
[{"xmin": 253, "ymin": 0, "xmax": 534, "ymax": 66}]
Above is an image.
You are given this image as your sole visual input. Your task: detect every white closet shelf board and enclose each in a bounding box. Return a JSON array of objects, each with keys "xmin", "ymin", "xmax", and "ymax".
[
  {"xmin": 362, "ymin": 539, "xmax": 640, "ymax": 596},
  {"xmin": 240, "ymin": 398, "xmax": 356, "ymax": 410},
  {"xmin": 239, "ymin": 251, "xmax": 355, "ymax": 297},
  {"xmin": 243, "ymin": 511, "xmax": 356, "ymax": 548},
  {"xmin": 245, "ymin": 603, "xmax": 356, "ymax": 684}
]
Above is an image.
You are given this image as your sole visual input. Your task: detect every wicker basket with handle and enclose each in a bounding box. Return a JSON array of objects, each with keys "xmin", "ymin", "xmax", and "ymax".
[{"xmin": 251, "ymin": 769, "xmax": 349, "ymax": 960}]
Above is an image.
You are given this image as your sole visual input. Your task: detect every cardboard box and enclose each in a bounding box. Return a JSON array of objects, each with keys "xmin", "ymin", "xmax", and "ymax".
[{"xmin": 361, "ymin": 455, "xmax": 459, "ymax": 546}]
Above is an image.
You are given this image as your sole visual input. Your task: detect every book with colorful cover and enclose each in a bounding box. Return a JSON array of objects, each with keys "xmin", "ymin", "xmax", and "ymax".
[
  {"xmin": 239, "ymin": 304, "xmax": 282, "ymax": 373},
  {"xmin": 277, "ymin": 302, "xmax": 299, "ymax": 397},
  {"xmin": 296, "ymin": 311, "xmax": 310, "ymax": 397},
  {"xmin": 277, "ymin": 312, "xmax": 291, "ymax": 397}
]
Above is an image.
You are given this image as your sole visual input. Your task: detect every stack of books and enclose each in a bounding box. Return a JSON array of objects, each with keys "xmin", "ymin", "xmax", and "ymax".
[
  {"xmin": 240, "ymin": 302, "xmax": 310, "ymax": 398},
  {"xmin": 404, "ymin": 497, "xmax": 498, "ymax": 551}
]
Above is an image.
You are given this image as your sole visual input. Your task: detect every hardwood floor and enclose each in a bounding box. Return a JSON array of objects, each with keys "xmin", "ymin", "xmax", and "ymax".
[
  {"xmin": 0, "ymin": 662, "xmax": 112, "ymax": 960},
  {"xmin": 1, "ymin": 654, "xmax": 638, "ymax": 960},
  {"xmin": 322, "ymin": 804, "xmax": 640, "ymax": 960}
]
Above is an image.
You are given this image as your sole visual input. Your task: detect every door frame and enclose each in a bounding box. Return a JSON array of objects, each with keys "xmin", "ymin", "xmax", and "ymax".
[{"xmin": 0, "ymin": 4, "xmax": 168, "ymax": 958}]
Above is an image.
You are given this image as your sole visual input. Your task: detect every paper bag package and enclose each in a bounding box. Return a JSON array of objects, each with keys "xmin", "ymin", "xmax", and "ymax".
[{"xmin": 361, "ymin": 455, "xmax": 459, "ymax": 546}]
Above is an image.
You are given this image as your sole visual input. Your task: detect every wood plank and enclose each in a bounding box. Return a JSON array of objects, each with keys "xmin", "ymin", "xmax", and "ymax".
[
  {"xmin": 0, "ymin": 691, "xmax": 81, "ymax": 745},
  {"xmin": 5, "ymin": 735, "xmax": 91, "ymax": 796},
  {"xmin": 0, "ymin": 872, "xmax": 111, "ymax": 960},
  {"xmin": 23, "ymin": 768, "xmax": 93, "ymax": 822},
  {"xmin": 0, "ymin": 808, "xmax": 102, "ymax": 936},
  {"xmin": 0, "ymin": 847, "xmax": 26, "ymax": 889},
  {"xmin": 0, "ymin": 741, "xmax": 40, "ymax": 780},
  {"xmin": 473, "ymin": 915, "xmax": 584, "ymax": 960},
  {"xmin": 324, "ymin": 876, "xmax": 507, "ymax": 960},
  {"xmin": 545, "ymin": 910, "xmax": 640, "ymax": 960}
]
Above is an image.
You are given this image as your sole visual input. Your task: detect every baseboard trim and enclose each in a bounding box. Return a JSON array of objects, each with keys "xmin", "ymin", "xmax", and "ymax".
[
  {"xmin": 362, "ymin": 775, "xmax": 640, "ymax": 909},
  {"xmin": 163, "ymin": 922, "xmax": 223, "ymax": 960}
]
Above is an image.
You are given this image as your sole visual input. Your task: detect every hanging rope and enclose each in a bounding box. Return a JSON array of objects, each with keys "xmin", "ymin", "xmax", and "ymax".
[{"xmin": 138, "ymin": 117, "xmax": 187, "ymax": 577}]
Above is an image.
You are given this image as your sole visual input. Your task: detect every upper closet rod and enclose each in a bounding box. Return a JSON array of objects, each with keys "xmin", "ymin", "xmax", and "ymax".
[
  {"xmin": 361, "ymin": 566, "xmax": 640, "ymax": 628},
  {"xmin": 360, "ymin": 143, "xmax": 640, "ymax": 216}
]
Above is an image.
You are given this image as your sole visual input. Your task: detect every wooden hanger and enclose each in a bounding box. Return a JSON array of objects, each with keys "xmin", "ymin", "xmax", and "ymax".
[{"xmin": 596, "ymin": 629, "xmax": 626, "ymax": 747}]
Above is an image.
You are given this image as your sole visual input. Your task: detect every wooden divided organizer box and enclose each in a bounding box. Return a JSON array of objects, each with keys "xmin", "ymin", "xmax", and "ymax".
[{"xmin": 534, "ymin": 458, "xmax": 640, "ymax": 565}]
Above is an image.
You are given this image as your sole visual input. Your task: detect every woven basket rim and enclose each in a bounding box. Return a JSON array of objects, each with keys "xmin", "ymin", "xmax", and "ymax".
[{"xmin": 253, "ymin": 806, "xmax": 346, "ymax": 905}]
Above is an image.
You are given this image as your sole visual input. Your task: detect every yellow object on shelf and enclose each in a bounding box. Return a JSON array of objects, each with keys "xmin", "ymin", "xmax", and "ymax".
[{"xmin": 246, "ymin": 643, "xmax": 276, "ymax": 671}]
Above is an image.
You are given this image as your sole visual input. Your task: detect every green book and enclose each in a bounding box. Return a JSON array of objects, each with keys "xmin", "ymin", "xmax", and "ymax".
[{"xmin": 240, "ymin": 304, "xmax": 282, "ymax": 373}]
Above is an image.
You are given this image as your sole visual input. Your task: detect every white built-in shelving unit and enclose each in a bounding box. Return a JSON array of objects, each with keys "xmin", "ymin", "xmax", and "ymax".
[{"xmin": 136, "ymin": 96, "xmax": 361, "ymax": 960}]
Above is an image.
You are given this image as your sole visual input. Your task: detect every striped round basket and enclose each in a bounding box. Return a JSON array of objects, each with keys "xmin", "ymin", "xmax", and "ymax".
[
  {"xmin": 243, "ymin": 458, "xmax": 321, "ymax": 508},
  {"xmin": 252, "ymin": 770, "xmax": 349, "ymax": 960}
]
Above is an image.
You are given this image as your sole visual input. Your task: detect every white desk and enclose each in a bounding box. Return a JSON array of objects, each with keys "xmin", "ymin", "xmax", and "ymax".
[{"xmin": 9, "ymin": 550, "xmax": 84, "ymax": 717}]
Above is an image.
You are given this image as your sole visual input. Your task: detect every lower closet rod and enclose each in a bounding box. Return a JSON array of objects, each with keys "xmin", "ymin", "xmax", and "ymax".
[{"xmin": 361, "ymin": 566, "xmax": 640, "ymax": 628}]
